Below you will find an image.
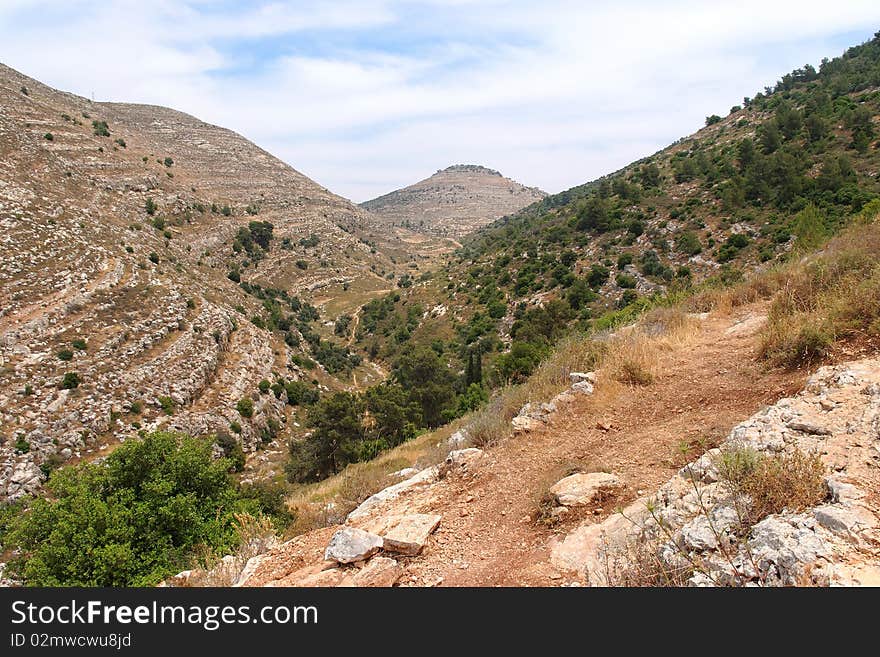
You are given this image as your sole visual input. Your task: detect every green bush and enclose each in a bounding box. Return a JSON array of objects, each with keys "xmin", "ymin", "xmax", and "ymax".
[
  {"xmin": 158, "ymin": 396, "xmax": 174, "ymax": 415},
  {"xmin": 3, "ymin": 432, "xmax": 263, "ymax": 586},
  {"xmin": 237, "ymin": 397, "xmax": 254, "ymax": 418},
  {"xmin": 60, "ymin": 372, "xmax": 80, "ymax": 389},
  {"xmin": 72, "ymin": 339, "xmax": 87, "ymax": 351},
  {"xmin": 92, "ymin": 120, "xmax": 110, "ymax": 137},
  {"xmin": 57, "ymin": 349, "xmax": 73, "ymax": 361},
  {"xmin": 215, "ymin": 432, "xmax": 245, "ymax": 473},
  {"xmin": 14, "ymin": 437, "xmax": 30, "ymax": 454}
]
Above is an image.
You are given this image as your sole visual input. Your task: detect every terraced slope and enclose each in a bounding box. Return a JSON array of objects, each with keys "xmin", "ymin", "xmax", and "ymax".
[{"xmin": 0, "ymin": 63, "xmax": 403, "ymax": 500}]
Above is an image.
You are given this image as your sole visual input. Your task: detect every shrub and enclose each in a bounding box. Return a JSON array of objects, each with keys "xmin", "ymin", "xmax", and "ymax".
[
  {"xmin": 295, "ymin": 259, "xmax": 308, "ymax": 270},
  {"xmin": 14, "ymin": 437, "xmax": 30, "ymax": 454},
  {"xmin": 158, "ymin": 396, "xmax": 175, "ymax": 415},
  {"xmin": 92, "ymin": 120, "xmax": 110, "ymax": 137},
  {"xmin": 72, "ymin": 339, "xmax": 87, "ymax": 351},
  {"xmin": 163, "ymin": 157, "xmax": 173, "ymax": 167},
  {"xmin": 3, "ymin": 432, "xmax": 264, "ymax": 586},
  {"xmin": 237, "ymin": 397, "xmax": 254, "ymax": 419},
  {"xmin": 718, "ymin": 447, "xmax": 826, "ymax": 525},
  {"xmin": 43, "ymin": 133, "xmax": 53, "ymax": 141},
  {"xmin": 148, "ymin": 252, "xmax": 159, "ymax": 264},
  {"xmin": 57, "ymin": 349, "xmax": 74, "ymax": 361},
  {"xmin": 60, "ymin": 372, "xmax": 80, "ymax": 389},
  {"xmin": 145, "ymin": 198, "xmax": 157, "ymax": 215},
  {"xmin": 215, "ymin": 432, "xmax": 245, "ymax": 473},
  {"xmin": 115, "ymin": 138, "xmax": 126, "ymax": 148},
  {"xmin": 258, "ymin": 379, "xmax": 271, "ymax": 394}
]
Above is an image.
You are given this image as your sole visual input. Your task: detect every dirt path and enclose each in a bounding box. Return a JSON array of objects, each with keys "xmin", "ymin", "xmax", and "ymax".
[{"xmin": 400, "ymin": 306, "xmax": 809, "ymax": 586}]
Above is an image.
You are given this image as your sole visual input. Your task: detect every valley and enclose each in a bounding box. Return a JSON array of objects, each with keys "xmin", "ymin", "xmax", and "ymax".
[{"xmin": 2, "ymin": 31, "xmax": 880, "ymax": 588}]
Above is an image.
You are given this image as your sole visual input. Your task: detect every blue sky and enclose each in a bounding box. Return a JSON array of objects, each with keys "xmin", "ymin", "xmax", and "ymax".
[{"xmin": 1, "ymin": 1, "xmax": 879, "ymax": 202}]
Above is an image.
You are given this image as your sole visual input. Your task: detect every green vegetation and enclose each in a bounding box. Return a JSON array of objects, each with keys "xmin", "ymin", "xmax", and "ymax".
[
  {"xmin": 60, "ymin": 372, "xmax": 80, "ymax": 389},
  {"xmin": 1, "ymin": 432, "xmax": 280, "ymax": 586},
  {"xmin": 236, "ymin": 397, "xmax": 254, "ymax": 419},
  {"xmin": 91, "ymin": 120, "xmax": 110, "ymax": 137}
]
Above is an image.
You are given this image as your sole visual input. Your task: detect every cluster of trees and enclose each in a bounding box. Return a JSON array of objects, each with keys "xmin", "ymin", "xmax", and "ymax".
[
  {"xmin": 287, "ymin": 346, "xmax": 462, "ymax": 482},
  {"xmin": 233, "ymin": 221, "xmax": 274, "ymax": 261}
]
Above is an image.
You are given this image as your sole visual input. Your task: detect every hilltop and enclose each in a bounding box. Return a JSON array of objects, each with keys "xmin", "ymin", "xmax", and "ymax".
[{"xmin": 361, "ymin": 164, "xmax": 546, "ymax": 238}]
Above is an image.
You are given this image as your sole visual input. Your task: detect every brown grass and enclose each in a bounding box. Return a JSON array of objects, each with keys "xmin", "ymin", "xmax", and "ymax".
[{"xmin": 717, "ymin": 446, "xmax": 827, "ymax": 526}]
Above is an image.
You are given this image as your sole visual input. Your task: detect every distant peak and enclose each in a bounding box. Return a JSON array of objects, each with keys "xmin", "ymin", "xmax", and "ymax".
[{"xmin": 438, "ymin": 164, "xmax": 502, "ymax": 176}]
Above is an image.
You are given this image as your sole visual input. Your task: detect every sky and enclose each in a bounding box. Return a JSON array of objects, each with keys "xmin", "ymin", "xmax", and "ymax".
[{"xmin": 1, "ymin": 1, "xmax": 879, "ymax": 203}]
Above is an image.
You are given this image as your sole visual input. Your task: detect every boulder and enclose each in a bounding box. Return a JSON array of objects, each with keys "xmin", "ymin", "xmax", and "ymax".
[
  {"xmin": 550, "ymin": 472, "xmax": 622, "ymax": 507},
  {"xmin": 346, "ymin": 465, "xmax": 440, "ymax": 522},
  {"xmin": 340, "ymin": 557, "xmax": 402, "ymax": 587},
  {"xmin": 324, "ymin": 527, "xmax": 383, "ymax": 564},
  {"xmin": 379, "ymin": 514, "xmax": 442, "ymax": 556}
]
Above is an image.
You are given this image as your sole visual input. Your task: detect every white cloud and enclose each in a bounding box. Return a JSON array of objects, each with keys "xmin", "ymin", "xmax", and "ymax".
[{"xmin": 1, "ymin": 1, "xmax": 879, "ymax": 201}]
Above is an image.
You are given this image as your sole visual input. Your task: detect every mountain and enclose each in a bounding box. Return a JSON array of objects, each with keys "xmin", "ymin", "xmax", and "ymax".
[
  {"xmin": 0, "ymin": 62, "xmax": 403, "ymax": 501},
  {"xmin": 361, "ymin": 164, "xmax": 546, "ymax": 237}
]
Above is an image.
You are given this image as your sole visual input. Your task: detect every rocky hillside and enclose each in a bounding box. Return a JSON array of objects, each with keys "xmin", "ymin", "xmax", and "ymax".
[
  {"xmin": 0, "ymin": 62, "xmax": 408, "ymax": 501},
  {"xmin": 361, "ymin": 164, "xmax": 546, "ymax": 238},
  {"xmin": 177, "ymin": 304, "xmax": 880, "ymax": 587}
]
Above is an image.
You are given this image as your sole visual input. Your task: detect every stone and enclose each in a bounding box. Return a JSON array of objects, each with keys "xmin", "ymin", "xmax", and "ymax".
[
  {"xmin": 445, "ymin": 448, "xmax": 484, "ymax": 469},
  {"xmin": 812, "ymin": 504, "xmax": 876, "ymax": 539},
  {"xmin": 550, "ymin": 472, "xmax": 622, "ymax": 507},
  {"xmin": 680, "ymin": 516, "xmax": 719, "ymax": 551},
  {"xmin": 569, "ymin": 372, "xmax": 596, "ymax": 385},
  {"xmin": 295, "ymin": 568, "xmax": 346, "ymax": 587},
  {"xmin": 512, "ymin": 415, "xmax": 536, "ymax": 433},
  {"xmin": 346, "ymin": 465, "xmax": 440, "ymax": 522},
  {"xmin": 571, "ymin": 380, "xmax": 594, "ymax": 395},
  {"xmin": 341, "ymin": 557, "xmax": 402, "ymax": 587},
  {"xmin": 379, "ymin": 514, "xmax": 442, "ymax": 556},
  {"xmin": 787, "ymin": 420, "xmax": 832, "ymax": 436},
  {"xmin": 447, "ymin": 429, "xmax": 469, "ymax": 448},
  {"xmin": 324, "ymin": 527, "xmax": 383, "ymax": 564}
]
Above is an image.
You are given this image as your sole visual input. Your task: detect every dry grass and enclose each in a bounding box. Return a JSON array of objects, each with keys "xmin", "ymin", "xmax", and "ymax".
[
  {"xmin": 718, "ymin": 446, "xmax": 827, "ymax": 525},
  {"xmin": 282, "ymin": 421, "xmax": 460, "ymax": 535},
  {"xmin": 184, "ymin": 513, "xmax": 277, "ymax": 587},
  {"xmin": 599, "ymin": 537, "xmax": 694, "ymax": 587},
  {"xmin": 597, "ymin": 308, "xmax": 696, "ymax": 391},
  {"xmin": 756, "ymin": 221, "xmax": 880, "ymax": 367}
]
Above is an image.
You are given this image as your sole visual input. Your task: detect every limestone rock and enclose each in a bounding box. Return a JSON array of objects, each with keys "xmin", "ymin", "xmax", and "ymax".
[
  {"xmin": 324, "ymin": 527, "xmax": 383, "ymax": 564},
  {"xmin": 340, "ymin": 557, "xmax": 402, "ymax": 587},
  {"xmin": 378, "ymin": 514, "xmax": 442, "ymax": 556},
  {"xmin": 346, "ymin": 465, "xmax": 440, "ymax": 522},
  {"xmin": 550, "ymin": 472, "xmax": 622, "ymax": 507}
]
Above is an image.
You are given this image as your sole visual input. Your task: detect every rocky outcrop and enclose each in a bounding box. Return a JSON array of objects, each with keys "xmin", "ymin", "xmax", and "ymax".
[{"xmin": 551, "ymin": 359, "xmax": 880, "ymax": 586}]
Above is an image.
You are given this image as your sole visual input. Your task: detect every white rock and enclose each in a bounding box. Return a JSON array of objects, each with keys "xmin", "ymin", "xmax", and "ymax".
[
  {"xmin": 324, "ymin": 527, "xmax": 383, "ymax": 564},
  {"xmin": 550, "ymin": 472, "xmax": 622, "ymax": 507}
]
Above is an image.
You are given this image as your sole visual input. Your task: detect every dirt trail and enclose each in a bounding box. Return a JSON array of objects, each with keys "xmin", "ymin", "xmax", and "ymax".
[{"xmin": 401, "ymin": 305, "xmax": 808, "ymax": 586}]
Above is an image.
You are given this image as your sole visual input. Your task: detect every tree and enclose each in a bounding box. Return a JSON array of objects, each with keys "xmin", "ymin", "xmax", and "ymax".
[
  {"xmin": 392, "ymin": 347, "xmax": 456, "ymax": 428},
  {"xmin": 758, "ymin": 122, "xmax": 782, "ymax": 153},
  {"xmin": 792, "ymin": 203, "xmax": 828, "ymax": 252},
  {"xmin": 4, "ymin": 432, "xmax": 255, "ymax": 586},
  {"xmin": 364, "ymin": 384, "xmax": 420, "ymax": 448},
  {"xmin": 287, "ymin": 392, "xmax": 366, "ymax": 482},
  {"xmin": 236, "ymin": 397, "xmax": 254, "ymax": 418}
]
